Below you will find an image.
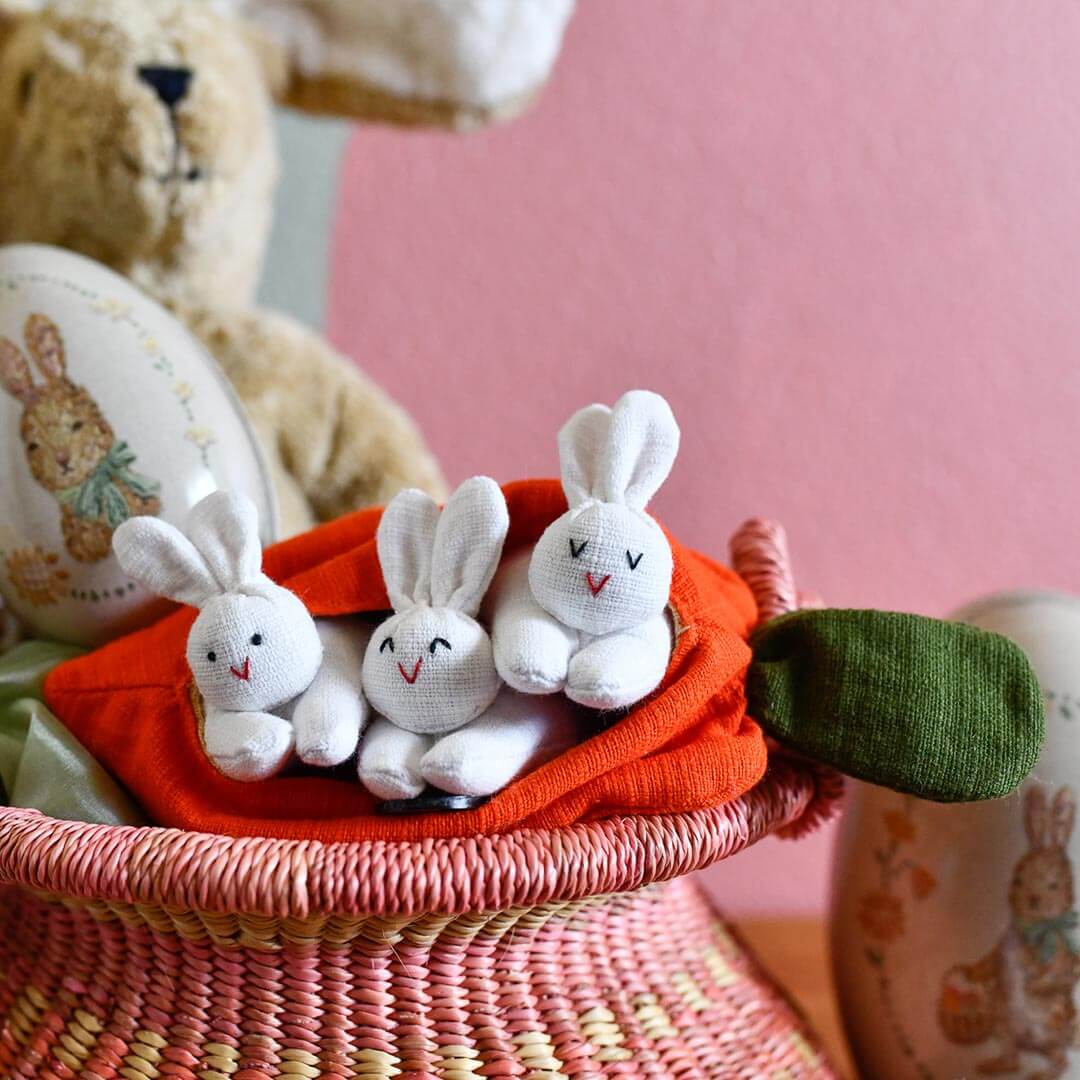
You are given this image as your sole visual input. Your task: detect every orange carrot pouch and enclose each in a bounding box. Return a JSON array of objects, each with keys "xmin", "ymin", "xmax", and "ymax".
[{"xmin": 42, "ymin": 480, "xmax": 766, "ymax": 842}]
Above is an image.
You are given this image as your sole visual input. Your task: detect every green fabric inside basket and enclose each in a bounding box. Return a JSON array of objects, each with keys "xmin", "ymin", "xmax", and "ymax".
[
  {"xmin": 748, "ymin": 609, "xmax": 1044, "ymax": 802},
  {"xmin": 0, "ymin": 641, "xmax": 144, "ymax": 825}
]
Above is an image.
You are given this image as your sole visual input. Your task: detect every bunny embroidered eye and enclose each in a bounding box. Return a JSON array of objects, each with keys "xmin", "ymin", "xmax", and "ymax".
[
  {"xmin": 429, "ymin": 637, "xmax": 452, "ymax": 654},
  {"xmin": 570, "ymin": 538, "xmax": 588, "ymax": 558},
  {"xmin": 380, "ymin": 636, "xmax": 394, "ymax": 653},
  {"xmin": 206, "ymin": 650, "xmax": 217, "ymax": 662},
  {"xmin": 250, "ymin": 633, "xmax": 262, "ymax": 646},
  {"xmin": 627, "ymin": 551, "xmax": 643, "ymax": 570}
]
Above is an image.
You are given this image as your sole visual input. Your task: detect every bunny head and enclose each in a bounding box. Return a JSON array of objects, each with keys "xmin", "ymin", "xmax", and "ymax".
[
  {"xmin": 1011, "ymin": 785, "xmax": 1077, "ymax": 924},
  {"xmin": 0, "ymin": 313, "xmax": 115, "ymax": 492},
  {"xmin": 529, "ymin": 390, "xmax": 680, "ymax": 636},
  {"xmin": 113, "ymin": 489, "xmax": 322, "ymax": 713},
  {"xmin": 362, "ymin": 477, "xmax": 509, "ymax": 736}
]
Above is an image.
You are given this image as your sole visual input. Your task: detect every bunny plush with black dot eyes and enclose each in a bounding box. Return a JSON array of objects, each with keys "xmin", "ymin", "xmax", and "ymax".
[
  {"xmin": 359, "ymin": 476, "xmax": 577, "ymax": 801},
  {"xmin": 113, "ymin": 490, "xmax": 369, "ymax": 781},
  {"xmin": 490, "ymin": 390, "xmax": 678, "ymax": 710}
]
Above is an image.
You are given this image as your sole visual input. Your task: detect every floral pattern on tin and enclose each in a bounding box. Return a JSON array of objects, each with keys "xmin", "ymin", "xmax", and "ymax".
[{"xmin": 859, "ymin": 799, "xmax": 939, "ymax": 1080}]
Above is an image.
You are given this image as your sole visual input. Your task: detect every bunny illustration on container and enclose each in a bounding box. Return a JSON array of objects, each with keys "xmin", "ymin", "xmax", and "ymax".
[
  {"xmin": 360, "ymin": 476, "xmax": 576, "ymax": 802},
  {"xmin": 490, "ymin": 389, "xmax": 677, "ymax": 710},
  {"xmin": 0, "ymin": 313, "xmax": 161, "ymax": 563},
  {"xmin": 940, "ymin": 785, "xmax": 1080, "ymax": 1078},
  {"xmin": 114, "ymin": 489, "xmax": 368, "ymax": 780}
]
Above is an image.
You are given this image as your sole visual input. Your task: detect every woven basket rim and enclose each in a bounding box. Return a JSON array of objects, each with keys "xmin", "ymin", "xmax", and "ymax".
[{"xmin": 0, "ymin": 757, "xmax": 815, "ymax": 919}]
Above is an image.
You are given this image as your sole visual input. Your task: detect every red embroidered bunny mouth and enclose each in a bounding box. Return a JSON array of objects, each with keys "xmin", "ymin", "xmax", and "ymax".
[
  {"xmin": 399, "ymin": 659, "xmax": 423, "ymax": 684},
  {"xmin": 230, "ymin": 658, "xmax": 251, "ymax": 681},
  {"xmin": 586, "ymin": 573, "xmax": 611, "ymax": 597}
]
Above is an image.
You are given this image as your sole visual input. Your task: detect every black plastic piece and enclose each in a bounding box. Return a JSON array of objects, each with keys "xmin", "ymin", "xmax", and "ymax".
[{"xmin": 375, "ymin": 788, "xmax": 490, "ymax": 816}]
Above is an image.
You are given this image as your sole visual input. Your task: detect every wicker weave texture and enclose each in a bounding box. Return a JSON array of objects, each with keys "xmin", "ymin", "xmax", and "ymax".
[
  {"xmin": 0, "ymin": 874, "xmax": 836, "ymax": 1079},
  {"xmin": 0, "ymin": 522, "xmax": 843, "ymax": 1076}
]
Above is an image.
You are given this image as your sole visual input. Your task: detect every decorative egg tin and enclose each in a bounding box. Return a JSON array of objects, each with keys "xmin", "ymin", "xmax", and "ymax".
[
  {"xmin": 832, "ymin": 590, "xmax": 1080, "ymax": 1079},
  {"xmin": 0, "ymin": 244, "xmax": 277, "ymax": 646}
]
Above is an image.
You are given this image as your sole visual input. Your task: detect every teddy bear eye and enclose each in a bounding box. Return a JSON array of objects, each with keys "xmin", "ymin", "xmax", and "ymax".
[
  {"xmin": 27, "ymin": 442, "xmax": 39, "ymax": 453},
  {"xmin": 429, "ymin": 637, "xmax": 452, "ymax": 654},
  {"xmin": 380, "ymin": 636, "xmax": 394, "ymax": 653},
  {"xmin": 206, "ymin": 650, "xmax": 217, "ymax": 663},
  {"xmin": 627, "ymin": 551, "xmax": 644, "ymax": 570},
  {"xmin": 71, "ymin": 420, "xmax": 83, "ymax": 432},
  {"xmin": 570, "ymin": 538, "xmax": 588, "ymax": 558},
  {"xmin": 250, "ymin": 633, "xmax": 262, "ymax": 646}
]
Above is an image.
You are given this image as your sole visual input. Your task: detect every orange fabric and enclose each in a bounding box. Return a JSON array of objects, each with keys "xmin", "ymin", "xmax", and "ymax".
[{"xmin": 44, "ymin": 480, "xmax": 767, "ymax": 842}]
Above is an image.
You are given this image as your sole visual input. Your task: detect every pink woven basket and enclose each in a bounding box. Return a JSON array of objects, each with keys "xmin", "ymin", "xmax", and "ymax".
[{"xmin": 0, "ymin": 521, "xmax": 842, "ymax": 1078}]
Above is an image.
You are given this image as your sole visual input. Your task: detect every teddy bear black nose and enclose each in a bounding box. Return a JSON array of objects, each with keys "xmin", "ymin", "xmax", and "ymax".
[{"xmin": 137, "ymin": 65, "xmax": 193, "ymax": 109}]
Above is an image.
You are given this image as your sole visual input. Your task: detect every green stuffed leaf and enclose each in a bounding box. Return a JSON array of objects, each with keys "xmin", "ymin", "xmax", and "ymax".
[{"xmin": 748, "ymin": 609, "xmax": 1045, "ymax": 802}]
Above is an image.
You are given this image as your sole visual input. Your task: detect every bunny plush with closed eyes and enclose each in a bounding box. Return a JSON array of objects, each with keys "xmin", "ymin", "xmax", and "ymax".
[
  {"xmin": 490, "ymin": 390, "xmax": 678, "ymax": 710},
  {"xmin": 360, "ymin": 476, "xmax": 576, "ymax": 801},
  {"xmin": 113, "ymin": 490, "xmax": 369, "ymax": 781}
]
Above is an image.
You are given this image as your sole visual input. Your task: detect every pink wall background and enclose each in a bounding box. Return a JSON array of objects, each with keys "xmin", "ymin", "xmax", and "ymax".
[{"xmin": 326, "ymin": 1, "xmax": 1080, "ymax": 917}]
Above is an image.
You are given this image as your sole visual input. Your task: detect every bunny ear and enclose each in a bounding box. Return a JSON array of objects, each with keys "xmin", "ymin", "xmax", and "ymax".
[
  {"xmin": 430, "ymin": 476, "xmax": 509, "ymax": 616},
  {"xmin": 598, "ymin": 390, "xmax": 680, "ymax": 510},
  {"xmin": 23, "ymin": 314, "xmax": 66, "ymax": 381},
  {"xmin": 377, "ymin": 488, "xmax": 440, "ymax": 611},
  {"xmin": 0, "ymin": 337, "xmax": 35, "ymax": 403},
  {"xmin": 185, "ymin": 490, "xmax": 265, "ymax": 592},
  {"xmin": 112, "ymin": 516, "xmax": 219, "ymax": 608},
  {"xmin": 1025, "ymin": 786, "xmax": 1049, "ymax": 848},
  {"xmin": 557, "ymin": 404, "xmax": 612, "ymax": 508},
  {"xmin": 1051, "ymin": 787, "xmax": 1076, "ymax": 847}
]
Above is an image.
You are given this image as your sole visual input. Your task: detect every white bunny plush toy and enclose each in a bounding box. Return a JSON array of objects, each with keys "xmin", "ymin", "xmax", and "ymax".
[
  {"xmin": 490, "ymin": 390, "xmax": 678, "ymax": 710},
  {"xmin": 113, "ymin": 490, "xmax": 369, "ymax": 781},
  {"xmin": 360, "ymin": 476, "xmax": 576, "ymax": 801}
]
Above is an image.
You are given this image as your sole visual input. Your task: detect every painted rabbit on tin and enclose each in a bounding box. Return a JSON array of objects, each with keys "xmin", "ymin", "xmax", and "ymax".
[
  {"xmin": 962, "ymin": 786, "xmax": 1080, "ymax": 1079},
  {"xmin": 0, "ymin": 313, "xmax": 161, "ymax": 562},
  {"xmin": 360, "ymin": 476, "xmax": 575, "ymax": 801},
  {"xmin": 490, "ymin": 389, "xmax": 677, "ymax": 710},
  {"xmin": 114, "ymin": 490, "xmax": 369, "ymax": 780}
]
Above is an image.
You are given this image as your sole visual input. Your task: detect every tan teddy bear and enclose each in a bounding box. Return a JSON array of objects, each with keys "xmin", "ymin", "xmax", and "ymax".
[{"xmin": 0, "ymin": 0, "xmax": 575, "ymax": 534}]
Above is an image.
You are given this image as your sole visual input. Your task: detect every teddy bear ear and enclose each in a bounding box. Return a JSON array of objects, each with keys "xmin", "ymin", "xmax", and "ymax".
[
  {"xmin": 232, "ymin": 0, "xmax": 577, "ymax": 129},
  {"xmin": 0, "ymin": 1, "xmax": 33, "ymax": 52},
  {"xmin": 236, "ymin": 19, "xmax": 292, "ymax": 102}
]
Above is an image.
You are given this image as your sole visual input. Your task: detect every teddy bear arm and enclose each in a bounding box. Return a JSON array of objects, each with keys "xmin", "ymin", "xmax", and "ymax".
[{"xmin": 184, "ymin": 306, "xmax": 446, "ymax": 534}]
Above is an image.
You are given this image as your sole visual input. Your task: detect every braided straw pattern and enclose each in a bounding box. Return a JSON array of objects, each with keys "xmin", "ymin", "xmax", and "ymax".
[
  {"xmin": 0, "ymin": 877, "xmax": 836, "ymax": 1078},
  {"xmin": 728, "ymin": 518, "xmax": 799, "ymax": 626},
  {"xmin": 0, "ymin": 759, "xmax": 815, "ymax": 919},
  {"xmin": 729, "ymin": 517, "xmax": 845, "ymax": 839},
  {"xmin": 0, "ymin": 760, "xmax": 838, "ymax": 1077}
]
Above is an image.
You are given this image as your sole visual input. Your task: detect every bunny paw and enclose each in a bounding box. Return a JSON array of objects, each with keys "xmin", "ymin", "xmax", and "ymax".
[
  {"xmin": 293, "ymin": 687, "xmax": 366, "ymax": 768},
  {"xmin": 421, "ymin": 732, "xmax": 506, "ymax": 797},
  {"xmin": 358, "ymin": 717, "xmax": 430, "ymax": 800},
  {"xmin": 203, "ymin": 710, "xmax": 295, "ymax": 782}
]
